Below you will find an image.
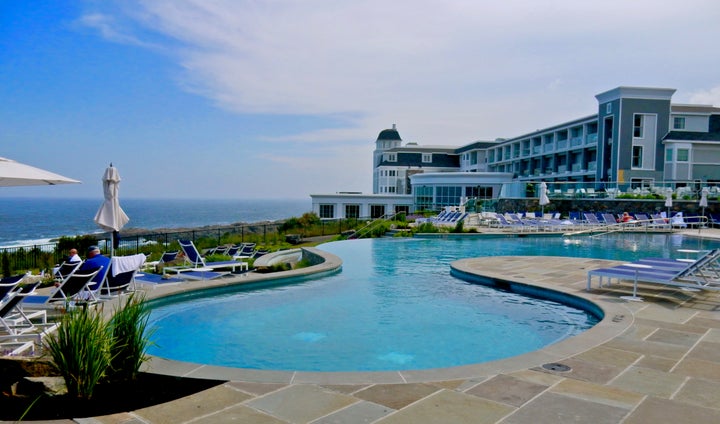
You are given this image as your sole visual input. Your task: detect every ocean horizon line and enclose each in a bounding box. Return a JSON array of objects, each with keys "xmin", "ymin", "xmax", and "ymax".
[{"xmin": 0, "ymin": 197, "xmax": 312, "ymax": 247}]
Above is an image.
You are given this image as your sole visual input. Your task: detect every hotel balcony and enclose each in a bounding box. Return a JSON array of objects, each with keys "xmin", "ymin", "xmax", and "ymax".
[{"xmin": 586, "ymin": 134, "xmax": 598, "ymax": 144}]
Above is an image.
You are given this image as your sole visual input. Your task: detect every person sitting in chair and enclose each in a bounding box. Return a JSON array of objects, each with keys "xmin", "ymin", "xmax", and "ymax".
[
  {"xmin": 80, "ymin": 245, "xmax": 111, "ymax": 291},
  {"xmin": 66, "ymin": 248, "xmax": 81, "ymax": 263},
  {"xmin": 619, "ymin": 212, "xmax": 635, "ymax": 223}
]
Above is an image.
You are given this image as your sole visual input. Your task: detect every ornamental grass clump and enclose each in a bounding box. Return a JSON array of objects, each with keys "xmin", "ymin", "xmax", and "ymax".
[
  {"xmin": 108, "ymin": 293, "xmax": 154, "ymax": 382},
  {"xmin": 45, "ymin": 306, "xmax": 112, "ymax": 399},
  {"xmin": 45, "ymin": 294, "xmax": 156, "ymax": 400}
]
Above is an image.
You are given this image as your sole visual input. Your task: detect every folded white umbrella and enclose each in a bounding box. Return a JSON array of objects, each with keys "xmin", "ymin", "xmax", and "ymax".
[{"xmin": 94, "ymin": 165, "xmax": 130, "ymax": 256}]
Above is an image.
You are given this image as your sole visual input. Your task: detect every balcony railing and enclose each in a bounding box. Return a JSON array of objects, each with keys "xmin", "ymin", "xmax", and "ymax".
[{"xmin": 587, "ymin": 133, "xmax": 598, "ymax": 144}]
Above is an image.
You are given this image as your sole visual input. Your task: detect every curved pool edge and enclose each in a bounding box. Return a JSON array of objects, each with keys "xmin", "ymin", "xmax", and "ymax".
[{"xmin": 141, "ymin": 251, "xmax": 634, "ymax": 385}]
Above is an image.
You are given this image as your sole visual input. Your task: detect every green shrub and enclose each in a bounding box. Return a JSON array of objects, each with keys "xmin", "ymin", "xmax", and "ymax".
[
  {"xmin": 414, "ymin": 223, "xmax": 439, "ymax": 233},
  {"xmin": 45, "ymin": 306, "xmax": 113, "ymax": 399},
  {"xmin": 108, "ymin": 293, "xmax": 155, "ymax": 382},
  {"xmin": 451, "ymin": 220, "xmax": 464, "ymax": 233},
  {"xmin": 294, "ymin": 258, "xmax": 313, "ymax": 269}
]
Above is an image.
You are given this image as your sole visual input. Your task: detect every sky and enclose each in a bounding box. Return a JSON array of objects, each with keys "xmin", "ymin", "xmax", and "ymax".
[{"xmin": 2, "ymin": 0, "xmax": 720, "ymax": 200}]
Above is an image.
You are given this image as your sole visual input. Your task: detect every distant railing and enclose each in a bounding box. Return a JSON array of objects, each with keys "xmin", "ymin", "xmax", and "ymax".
[{"xmin": 0, "ymin": 218, "xmax": 357, "ymax": 275}]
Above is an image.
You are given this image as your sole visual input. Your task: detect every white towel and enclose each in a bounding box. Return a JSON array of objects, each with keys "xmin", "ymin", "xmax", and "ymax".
[{"xmin": 111, "ymin": 254, "xmax": 147, "ymax": 277}]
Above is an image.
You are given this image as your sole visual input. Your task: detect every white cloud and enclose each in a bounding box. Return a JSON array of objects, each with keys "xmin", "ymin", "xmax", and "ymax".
[
  {"xmin": 88, "ymin": 0, "xmax": 720, "ymax": 146},
  {"xmin": 689, "ymin": 86, "xmax": 720, "ymax": 107}
]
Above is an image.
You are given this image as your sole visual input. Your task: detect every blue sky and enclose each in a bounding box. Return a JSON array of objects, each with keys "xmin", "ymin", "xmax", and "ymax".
[{"xmin": 2, "ymin": 0, "xmax": 719, "ymax": 200}]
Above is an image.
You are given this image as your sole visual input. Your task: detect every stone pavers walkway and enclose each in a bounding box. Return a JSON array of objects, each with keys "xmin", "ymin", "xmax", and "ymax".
[{"xmin": 62, "ymin": 234, "xmax": 720, "ymax": 423}]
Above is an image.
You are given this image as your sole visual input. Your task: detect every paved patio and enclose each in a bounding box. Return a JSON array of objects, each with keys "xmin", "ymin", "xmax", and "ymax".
[{"xmin": 53, "ymin": 231, "xmax": 720, "ymax": 423}]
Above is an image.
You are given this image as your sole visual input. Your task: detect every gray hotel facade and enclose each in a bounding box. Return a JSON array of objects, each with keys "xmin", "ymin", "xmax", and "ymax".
[{"xmin": 311, "ymin": 86, "xmax": 720, "ymax": 219}]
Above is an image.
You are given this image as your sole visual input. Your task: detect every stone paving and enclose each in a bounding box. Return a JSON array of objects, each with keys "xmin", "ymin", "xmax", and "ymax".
[{"xmin": 50, "ymin": 232, "xmax": 720, "ymax": 423}]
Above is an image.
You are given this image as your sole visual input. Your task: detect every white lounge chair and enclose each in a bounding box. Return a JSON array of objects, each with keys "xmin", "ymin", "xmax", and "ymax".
[
  {"xmin": 587, "ymin": 249, "xmax": 720, "ymax": 292},
  {"xmin": 165, "ymin": 240, "xmax": 247, "ymax": 279}
]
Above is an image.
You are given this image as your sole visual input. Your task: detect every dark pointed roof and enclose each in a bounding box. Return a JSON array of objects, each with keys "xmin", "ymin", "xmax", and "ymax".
[{"xmin": 377, "ymin": 127, "xmax": 402, "ymax": 141}]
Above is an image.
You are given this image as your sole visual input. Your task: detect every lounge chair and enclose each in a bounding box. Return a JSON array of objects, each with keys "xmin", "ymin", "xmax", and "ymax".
[
  {"xmin": 583, "ymin": 213, "xmax": 602, "ymax": 226},
  {"xmin": 232, "ymin": 243, "xmax": 257, "ymax": 259},
  {"xmin": 709, "ymin": 213, "xmax": 720, "ymax": 228},
  {"xmin": 496, "ymin": 214, "xmax": 535, "ymax": 232},
  {"xmin": 671, "ymin": 212, "xmax": 687, "ymax": 228},
  {"xmin": 23, "ymin": 266, "xmax": 104, "ymax": 307},
  {"xmin": 168, "ymin": 240, "xmax": 247, "ymax": 278},
  {"xmin": 650, "ymin": 213, "xmax": 671, "ymax": 229},
  {"xmin": 99, "ymin": 254, "xmax": 146, "ymax": 297},
  {"xmin": 53, "ymin": 261, "xmax": 82, "ymax": 283},
  {"xmin": 587, "ymin": 249, "xmax": 720, "ymax": 292},
  {"xmin": 0, "ymin": 282, "xmax": 44, "ymax": 335},
  {"xmin": 0, "ymin": 274, "xmax": 26, "ymax": 301}
]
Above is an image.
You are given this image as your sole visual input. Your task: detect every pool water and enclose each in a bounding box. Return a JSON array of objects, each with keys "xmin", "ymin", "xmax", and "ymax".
[{"xmin": 147, "ymin": 234, "xmax": 720, "ymax": 372}]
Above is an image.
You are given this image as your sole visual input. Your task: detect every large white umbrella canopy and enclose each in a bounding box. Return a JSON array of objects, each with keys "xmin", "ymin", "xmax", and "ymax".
[
  {"xmin": 0, "ymin": 156, "xmax": 80, "ymax": 187},
  {"xmin": 94, "ymin": 164, "xmax": 129, "ymax": 232},
  {"xmin": 539, "ymin": 182, "xmax": 550, "ymax": 215}
]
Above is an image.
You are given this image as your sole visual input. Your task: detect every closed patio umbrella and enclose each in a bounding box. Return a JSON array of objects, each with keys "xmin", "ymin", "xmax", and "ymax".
[
  {"xmin": 539, "ymin": 182, "xmax": 550, "ymax": 215},
  {"xmin": 94, "ymin": 164, "xmax": 129, "ymax": 256},
  {"xmin": 699, "ymin": 187, "xmax": 709, "ymax": 226},
  {"xmin": 665, "ymin": 188, "xmax": 673, "ymax": 219},
  {"xmin": 0, "ymin": 156, "xmax": 80, "ymax": 187}
]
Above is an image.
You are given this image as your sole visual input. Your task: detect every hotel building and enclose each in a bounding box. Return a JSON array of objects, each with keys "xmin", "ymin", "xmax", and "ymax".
[{"xmin": 311, "ymin": 86, "xmax": 720, "ymax": 219}]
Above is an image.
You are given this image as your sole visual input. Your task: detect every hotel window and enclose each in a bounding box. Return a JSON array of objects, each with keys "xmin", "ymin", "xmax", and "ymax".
[
  {"xmin": 319, "ymin": 204, "xmax": 334, "ymax": 219},
  {"xmin": 422, "ymin": 153, "xmax": 432, "ymax": 163},
  {"xmin": 370, "ymin": 205, "xmax": 385, "ymax": 218},
  {"xmin": 665, "ymin": 148, "xmax": 673, "ymax": 162},
  {"xmin": 632, "ymin": 146, "xmax": 643, "ymax": 168},
  {"xmin": 345, "ymin": 204, "xmax": 360, "ymax": 219},
  {"xmin": 633, "ymin": 114, "xmax": 644, "ymax": 138},
  {"xmin": 673, "ymin": 117, "xmax": 686, "ymax": 129},
  {"xmin": 677, "ymin": 148, "xmax": 689, "ymax": 162},
  {"xmin": 385, "ymin": 153, "xmax": 397, "ymax": 162}
]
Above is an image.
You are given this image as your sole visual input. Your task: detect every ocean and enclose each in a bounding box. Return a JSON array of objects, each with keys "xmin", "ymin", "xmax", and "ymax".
[{"xmin": 0, "ymin": 197, "xmax": 311, "ymax": 247}]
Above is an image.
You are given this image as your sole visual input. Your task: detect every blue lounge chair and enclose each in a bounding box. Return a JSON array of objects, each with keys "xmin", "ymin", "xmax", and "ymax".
[
  {"xmin": 0, "ymin": 281, "xmax": 44, "ymax": 335},
  {"xmin": 583, "ymin": 213, "xmax": 602, "ymax": 226},
  {"xmin": 167, "ymin": 240, "xmax": 247, "ymax": 279},
  {"xmin": 587, "ymin": 249, "xmax": 720, "ymax": 292},
  {"xmin": 23, "ymin": 266, "xmax": 104, "ymax": 307},
  {"xmin": 0, "ymin": 274, "xmax": 26, "ymax": 301},
  {"xmin": 99, "ymin": 254, "xmax": 147, "ymax": 297},
  {"xmin": 495, "ymin": 214, "xmax": 532, "ymax": 231}
]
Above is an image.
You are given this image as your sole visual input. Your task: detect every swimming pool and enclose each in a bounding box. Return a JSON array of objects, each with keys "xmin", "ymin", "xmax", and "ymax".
[{"xmin": 147, "ymin": 234, "xmax": 720, "ymax": 372}]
